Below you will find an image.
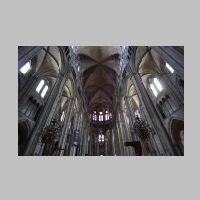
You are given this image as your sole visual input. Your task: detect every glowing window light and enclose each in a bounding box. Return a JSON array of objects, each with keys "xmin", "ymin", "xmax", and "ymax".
[
  {"xmin": 94, "ymin": 115, "xmax": 97, "ymax": 121},
  {"xmin": 135, "ymin": 110, "xmax": 140, "ymax": 118},
  {"xmin": 99, "ymin": 115, "xmax": 103, "ymax": 121},
  {"xmin": 98, "ymin": 134, "xmax": 104, "ymax": 142},
  {"xmin": 20, "ymin": 61, "xmax": 31, "ymax": 74},
  {"xmin": 166, "ymin": 63, "xmax": 174, "ymax": 73},
  {"xmin": 61, "ymin": 112, "xmax": 65, "ymax": 121},
  {"xmin": 105, "ymin": 114, "xmax": 109, "ymax": 120},
  {"xmin": 150, "ymin": 83, "xmax": 158, "ymax": 97},
  {"xmin": 41, "ymin": 85, "xmax": 48, "ymax": 98},
  {"xmin": 36, "ymin": 80, "xmax": 44, "ymax": 93},
  {"xmin": 153, "ymin": 78, "xmax": 163, "ymax": 92}
]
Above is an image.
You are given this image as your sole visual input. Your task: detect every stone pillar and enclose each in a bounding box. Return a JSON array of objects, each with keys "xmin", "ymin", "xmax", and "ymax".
[
  {"xmin": 110, "ymin": 129, "xmax": 115, "ymax": 156},
  {"xmin": 124, "ymin": 96, "xmax": 135, "ymax": 128},
  {"xmin": 161, "ymin": 73, "xmax": 184, "ymax": 106},
  {"xmin": 119, "ymin": 110, "xmax": 132, "ymax": 156},
  {"xmin": 79, "ymin": 122, "xmax": 85, "ymax": 156},
  {"xmin": 128, "ymin": 65, "xmax": 178, "ymax": 155},
  {"xmin": 24, "ymin": 71, "xmax": 68, "ymax": 155},
  {"xmin": 124, "ymin": 96, "xmax": 136, "ymax": 142},
  {"xmin": 104, "ymin": 140, "xmax": 108, "ymax": 156},
  {"xmin": 116, "ymin": 117, "xmax": 126, "ymax": 156},
  {"xmin": 151, "ymin": 46, "xmax": 184, "ymax": 79},
  {"xmin": 58, "ymin": 97, "xmax": 75, "ymax": 156},
  {"xmin": 148, "ymin": 132, "xmax": 161, "ymax": 156},
  {"xmin": 112, "ymin": 126, "xmax": 121, "ymax": 156},
  {"xmin": 87, "ymin": 135, "xmax": 91, "ymax": 156},
  {"xmin": 115, "ymin": 121, "xmax": 123, "ymax": 156},
  {"xmin": 80, "ymin": 124, "xmax": 87, "ymax": 156},
  {"xmin": 18, "ymin": 46, "xmax": 43, "ymax": 69},
  {"xmin": 18, "ymin": 75, "xmax": 38, "ymax": 106},
  {"xmin": 97, "ymin": 142, "xmax": 100, "ymax": 156}
]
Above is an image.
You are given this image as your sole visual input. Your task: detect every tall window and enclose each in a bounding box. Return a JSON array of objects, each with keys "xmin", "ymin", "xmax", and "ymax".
[
  {"xmin": 166, "ymin": 63, "xmax": 174, "ymax": 73},
  {"xmin": 61, "ymin": 112, "xmax": 65, "ymax": 122},
  {"xmin": 154, "ymin": 78, "xmax": 163, "ymax": 92},
  {"xmin": 150, "ymin": 77, "xmax": 163, "ymax": 97},
  {"xmin": 105, "ymin": 110, "xmax": 109, "ymax": 121},
  {"xmin": 36, "ymin": 80, "xmax": 44, "ymax": 93},
  {"xmin": 20, "ymin": 61, "xmax": 31, "ymax": 74},
  {"xmin": 98, "ymin": 134, "xmax": 104, "ymax": 142},
  {"xmin": 150, "ymin": 83, "xmax": 158, "ymax": 97},
  {"xmin": 99, "ymin": 112, "xmax": 103, "ymax": 121},
  {"xmin": 92, "ymin": 111, "xmax": 97, "ymax": 121},
  {"xmin": 41, "ymin": 85, "xmax": 48, "ymax": 98}
]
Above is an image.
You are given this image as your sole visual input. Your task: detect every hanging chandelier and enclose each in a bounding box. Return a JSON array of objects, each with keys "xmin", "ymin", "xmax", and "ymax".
[
  {"xmin": 41, "ymin": 118, "xmax": 62, "ymax": 145},
  {"xmin": 133, "ymin": 116, "xmax": 154, "ymax": 141}
]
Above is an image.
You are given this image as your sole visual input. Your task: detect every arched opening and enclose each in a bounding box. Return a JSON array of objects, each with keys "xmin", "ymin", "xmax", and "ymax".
[
  {"xmin": 171, "ymin": 119, "xmax": 184, "ymax": 155},
  {"xmin": 18, "ymin": 122, "xmax": 29, "ymax": 156}
]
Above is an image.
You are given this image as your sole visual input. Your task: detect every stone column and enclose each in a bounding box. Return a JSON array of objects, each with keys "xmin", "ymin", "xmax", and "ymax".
[
  {"xmin": 112, "ymin": 126, "xmax": 120, "ymax": 156},
  {"xmin": 128, "ymin": 65, "xmax": 178, "ymax": 155},
  {"xmin": 79, "ymin": 122, "xmax": 85, "ymax": 156},
  {"xmin": 148, "ymin": 132, "xmax": 161, "ymax": 156},
  {"xmin": 124, "ymin": 96, "xmax": 136, "ymax": 142},
  {"xmin": 115, "ymin": 121, "xmax": 123, "ymax": 156},
  {"xmin": 124, "ymin": 96, "xmax": 135, "ymax": 127},
  {"xmin": 80, "ymin": 124, "xmax": 86, "ymax": 156},
  {"xmin": 119, "ymin": 110, "xmax": 131, "ymax": 156},
  {"xmin": 86, "ymin": 134, "xmax": 90, "ymax": 156},
  {"xmin": 161, "ymin": 73, "xmax": 184, "ymax": 106},
  {"xmin": 24, "ymin": 71, "xmax": 68, "ymax": 155},
  {"xmin": 18, "ymin": 75, "xmax": 38, "ymax": 106},
  {"xmin": 58, "ymin": 97, "xmax": 75, "ymax": 156},
  {"xmin": 97, "ymin": 142, "xmax": 99, "ymax": 156},
  {"xmin": 104, "ymin": 140, "xmax": 107, "ymax": 156},
  {"xmin": 18, "ymin": 46, "xmax": 43, "ymax": 69},
  {"xmin": 151, "ymin": 46, "xmax": 184, "ymax": 79},
  {"xmin": 110, "ymin": 129, "xmax": 115, "ymax": 156},
  {"xmin": 116, "ymin": 117, "xmax": 126, "ymax": 156},
  {"xmin": 75, "ymin": 113, "xmax": 82, "ymax": 156}
]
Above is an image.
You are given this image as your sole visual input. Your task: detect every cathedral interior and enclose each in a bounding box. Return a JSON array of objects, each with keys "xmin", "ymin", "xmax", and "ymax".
[{"xmin": 18, "ymin": 46, "xmax": 184, "ymax": 156}]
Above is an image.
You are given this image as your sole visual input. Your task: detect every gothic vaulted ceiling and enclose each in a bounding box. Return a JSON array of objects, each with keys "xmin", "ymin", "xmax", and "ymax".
[{"xmin": 76, "ymin": 46, "xmax": 124, "ymax": 114}]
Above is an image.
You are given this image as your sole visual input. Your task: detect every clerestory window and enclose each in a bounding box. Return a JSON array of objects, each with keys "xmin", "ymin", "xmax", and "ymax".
[
  {"xmin": 98, "ymin": 134, "xmax": 104, "ymax": 142},
  {"xmin": 166, "ymin": 63, "xmax": 174, "ymax": 73},
  {"xmin": 41, "ymin": 85, "xmax": 48, "ymax": 98},
  {"xmin": 36, "ymin": 80, "xmax": 44, "ymax": 93},
  {"xmin": 150, "ymin": 78, "xmax": 163, "ymax": 97},
  {"xmin": 20, "ymin": 61, "xmax": 31, "ymax": 74}
]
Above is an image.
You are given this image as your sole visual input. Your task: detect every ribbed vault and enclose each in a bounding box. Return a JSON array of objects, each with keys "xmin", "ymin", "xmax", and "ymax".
[{"xmin": 77, "ymin": 46, "xmax": 123, "ymax": 120}]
